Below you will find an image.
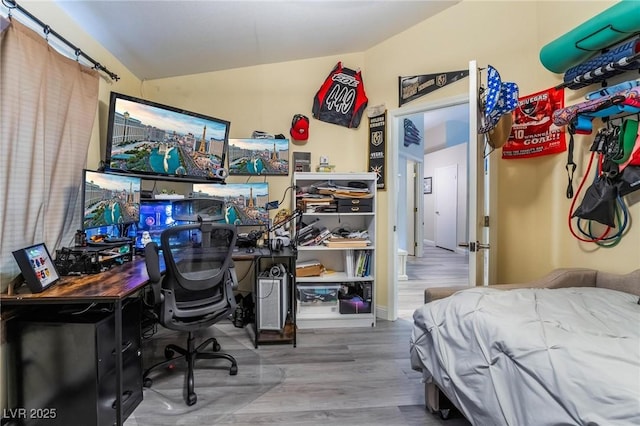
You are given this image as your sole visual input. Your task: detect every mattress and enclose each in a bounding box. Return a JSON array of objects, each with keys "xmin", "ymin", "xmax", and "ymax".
[{"xmin": 410, "ymin": 287, "xmax": 640, "ymax": 426}]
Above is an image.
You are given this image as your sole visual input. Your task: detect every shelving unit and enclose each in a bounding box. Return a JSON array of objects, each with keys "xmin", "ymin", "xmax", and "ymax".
[{"xmin": 293, "ymin": 172, "xmax": 377, "ymax": 329}]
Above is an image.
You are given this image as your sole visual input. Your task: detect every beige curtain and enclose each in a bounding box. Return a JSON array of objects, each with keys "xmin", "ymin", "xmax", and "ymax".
[{"xmin": 0, "ymin": 18, "xmax": 99, "ymax": 291}]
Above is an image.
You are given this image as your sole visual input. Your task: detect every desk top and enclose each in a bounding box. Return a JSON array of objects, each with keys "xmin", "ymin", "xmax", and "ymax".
[
  {"xmin": 1, "ymin": 247, "xmax": 295, "ymax": 305},
  {"xmin": 1, "ymin": 257, "xmax": 151, "ymax": 304}
]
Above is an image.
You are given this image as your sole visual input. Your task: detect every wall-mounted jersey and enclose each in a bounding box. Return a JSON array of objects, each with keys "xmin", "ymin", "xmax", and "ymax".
[{"xmin": 312, "ymin": 62, "xmax": 368, "ymax": 129}]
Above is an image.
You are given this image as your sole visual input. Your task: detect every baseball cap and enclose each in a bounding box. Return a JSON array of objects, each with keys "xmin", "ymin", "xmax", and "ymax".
[{"xmin": 290, "ymin": 114, "xmax": 309, "ymax": 141}]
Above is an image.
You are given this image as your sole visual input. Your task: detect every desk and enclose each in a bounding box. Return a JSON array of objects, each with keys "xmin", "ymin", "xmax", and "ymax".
[
  {"xmin": 1, "ymin": 247, "xmax": 296, "ymax": 423},
  {"xmin": 1, "ymin": 257, "xmax": 150, "ymax": 426}
]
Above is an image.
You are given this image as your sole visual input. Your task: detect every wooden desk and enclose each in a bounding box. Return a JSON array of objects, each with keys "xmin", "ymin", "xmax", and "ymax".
[
  {"xmin": 1, "ymin": 257, "xmax": 151, "ymax": 426},
  {"xmin": 1, "ymin": 247, "xmax": 297, "ymax": 423}
]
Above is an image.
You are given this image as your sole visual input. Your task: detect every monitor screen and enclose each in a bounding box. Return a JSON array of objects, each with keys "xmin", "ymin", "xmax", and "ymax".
[
  {"xmin": 12, "ymin": 243, "xmax": 60, "ymax": 293},
  {"xmin": 228, "ymin": 138, "xmax": 289, "ymax": 176},
  {"xmin": 192, "ymin": 182, "xmax": 269, "ymax": 226},
  {"xmin": 105, "ymin": 91, "xmax": 230, "ymax": 182},
  {"xmin": 82, "ymin": 170, "xmax": 141, "ymax": 230}
]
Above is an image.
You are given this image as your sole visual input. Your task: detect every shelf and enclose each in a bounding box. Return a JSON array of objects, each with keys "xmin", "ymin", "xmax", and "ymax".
[
  {"xmin": 296, "ymin": 314, "xmax": 375, "ymax": 329},
  {"xmin": 297, "ymin": 245, "xmax": 374, "ymax": 251},
  {"xmin": 296, "ymin": 272, "xmax": 373, "ymax": 282},
  {"xmin": 293, "ymin": 172, "xmax": 376, "ymax": 330}
]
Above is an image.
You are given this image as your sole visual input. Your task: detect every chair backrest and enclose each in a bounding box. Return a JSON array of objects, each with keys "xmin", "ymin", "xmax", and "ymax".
[{"xmin": 144, "ymin": 222, "xmax": 238, "ymax": 331}]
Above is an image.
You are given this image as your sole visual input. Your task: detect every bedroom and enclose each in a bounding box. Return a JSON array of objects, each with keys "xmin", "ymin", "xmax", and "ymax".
[{"xmin": 1, "ymin": 1, "xmax": 638, "ymax": 425}]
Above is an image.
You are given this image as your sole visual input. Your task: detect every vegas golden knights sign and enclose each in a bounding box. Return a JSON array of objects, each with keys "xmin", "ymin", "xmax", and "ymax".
[{"xmin": 398, "ymin": 69, "xmax": 469, "ymax": 107}]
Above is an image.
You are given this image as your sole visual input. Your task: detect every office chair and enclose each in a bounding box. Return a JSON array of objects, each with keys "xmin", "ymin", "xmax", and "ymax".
[{"xmin": 143, "ymin": 221, "xmax": 239, "ymax": 406}]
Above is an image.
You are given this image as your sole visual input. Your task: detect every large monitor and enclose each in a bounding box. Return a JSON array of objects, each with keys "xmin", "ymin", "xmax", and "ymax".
[
  {"xmin": 105, "ymin": 91, "xmax": 230, "ymax": 182},
  {"xmin": 228, "ymin": 138, "xmax": 289, "ymax": 176},
  {"xmin": 82, "ymin": 170, "xmax": 141, "ymax": 230},
  {"xmin": 12, "ymin": 243, "xmax": 61, "ymax": 293},
  {"xmin": 191, "ymin": 182, "xmax": 269, "ymax": 226}
]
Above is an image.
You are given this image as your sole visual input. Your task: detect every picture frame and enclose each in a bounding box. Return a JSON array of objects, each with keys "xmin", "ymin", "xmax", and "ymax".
[{"xmin": 423, "ymin": 177, "xmax": 432, "ymax": 194}]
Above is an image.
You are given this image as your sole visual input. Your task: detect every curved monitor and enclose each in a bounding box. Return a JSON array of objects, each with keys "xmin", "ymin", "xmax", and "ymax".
[
  {"xmin": 82, "ymin": 170, "xmax": 141, "ymax": 230},
  {"xmin": 105, "ymin": 91, "xmax": 230, "ymax": 182}
]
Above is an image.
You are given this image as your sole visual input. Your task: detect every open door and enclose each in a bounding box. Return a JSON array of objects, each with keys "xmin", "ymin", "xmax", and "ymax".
[{"xmin": 467, "ymin": 60, "xmax": 497, "ymax": 287}]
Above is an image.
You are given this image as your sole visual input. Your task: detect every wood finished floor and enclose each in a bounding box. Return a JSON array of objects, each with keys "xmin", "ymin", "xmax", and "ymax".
[
  {"xmin": 126, "ymin": 246, "xmax": 470, "ymax": 426},
  {"xmin": 398, "ymin": 246, "xmax": 469, "ymax": 321}
]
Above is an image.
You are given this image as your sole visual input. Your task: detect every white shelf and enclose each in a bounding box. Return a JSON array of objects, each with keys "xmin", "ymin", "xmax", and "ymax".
[
  {"xmin": 297, "ymin": 245, "xmax": 374, "ymax": 251},
  {"xmin": 296, "ymin": 272, "xmax": 373, "ymax": 282},
  {"xmin": 293, "ymin": 172, "xmax": 377, "ymax": 330}
]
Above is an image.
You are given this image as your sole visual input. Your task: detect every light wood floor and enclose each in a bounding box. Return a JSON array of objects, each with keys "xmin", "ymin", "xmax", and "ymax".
[
  {"xmin": 398, "ymin": 245, "xmax": 469, "ymax": 321},
  {"xmin": 126, "ymin": 246, "xmax": 471, "ymax": 426}
]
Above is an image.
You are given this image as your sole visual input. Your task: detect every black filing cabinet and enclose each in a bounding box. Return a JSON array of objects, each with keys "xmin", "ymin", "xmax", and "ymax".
[{"xmin": 15, "ymin": 301, "xmax": 142, "ymax": 426}]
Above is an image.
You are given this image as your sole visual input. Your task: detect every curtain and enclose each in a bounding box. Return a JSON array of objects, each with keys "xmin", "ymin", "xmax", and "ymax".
[{"xmin": 0, "ymin": 18, "xmax": 99, "ymax": 291}]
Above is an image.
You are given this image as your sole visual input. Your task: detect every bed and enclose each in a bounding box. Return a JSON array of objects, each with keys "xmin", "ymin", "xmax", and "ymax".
[{"xmin": 409, "ymin": 268, "xmax": 640, "ymax": 426}]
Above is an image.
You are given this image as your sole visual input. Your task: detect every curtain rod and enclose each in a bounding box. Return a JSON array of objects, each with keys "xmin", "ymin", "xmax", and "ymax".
[{"xmin": 3, "ymin": 0, "xmax": 120, "ymax": 81}]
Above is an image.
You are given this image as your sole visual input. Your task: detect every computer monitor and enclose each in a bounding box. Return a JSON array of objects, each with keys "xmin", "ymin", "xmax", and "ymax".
[
  {"xmin": 82, "ymin": 169, "xmax": 141, "ymax": 231},
  {"xmin": 191, "ymin": 182, "xmax": 269, "ymax": 226},
  {"xmin": 104, "ymin": 91, "xmax": 230, "ymax": 182},
  {"xmin": 12, "ymin": 243, "xmax": 61, "ymax": 293},
  {"xmin": 227, "ymin": 138, "xmax": 289, "ymax": 176}
]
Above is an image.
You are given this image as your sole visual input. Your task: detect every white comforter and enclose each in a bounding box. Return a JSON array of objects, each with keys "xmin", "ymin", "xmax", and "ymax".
[{"xmin": 410, "ymin": 287, "xmax": 640, "ymax": 426}]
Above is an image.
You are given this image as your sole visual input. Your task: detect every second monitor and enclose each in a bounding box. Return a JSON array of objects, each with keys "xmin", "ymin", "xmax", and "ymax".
[{"xmin": 192, "ymin": 183, "xmax": 269, "ymax": 227}]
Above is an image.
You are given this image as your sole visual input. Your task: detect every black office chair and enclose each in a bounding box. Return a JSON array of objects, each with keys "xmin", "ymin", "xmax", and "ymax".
[{"xmin": 143, "ymin": 221, "xmax": 239, "ymax": 406}]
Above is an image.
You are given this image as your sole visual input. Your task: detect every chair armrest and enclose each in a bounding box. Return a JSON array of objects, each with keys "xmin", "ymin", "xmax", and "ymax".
[{"xmin": 423, "ymin": 268, "xmax": 599, "ymax": 303}]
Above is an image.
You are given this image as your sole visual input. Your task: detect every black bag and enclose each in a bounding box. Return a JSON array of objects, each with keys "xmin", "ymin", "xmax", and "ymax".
[{"xmin": 572, "ymin": 177, "xmax": 618, "ymax": 227}]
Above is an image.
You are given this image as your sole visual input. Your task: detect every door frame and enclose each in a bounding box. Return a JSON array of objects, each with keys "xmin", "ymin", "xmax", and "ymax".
[
  {"xmin": 386, "ymin": 93, "xmax": 470, "ymax": 321},
  {"xmin": 386, "ymin": 60, "xmax": 497, "ymax": 321}
]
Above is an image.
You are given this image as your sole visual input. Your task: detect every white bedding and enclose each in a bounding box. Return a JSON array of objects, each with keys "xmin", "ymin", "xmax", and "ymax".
[{"xmin": 410, "ymin": 287, "xmax": 640, "ymax": 426}]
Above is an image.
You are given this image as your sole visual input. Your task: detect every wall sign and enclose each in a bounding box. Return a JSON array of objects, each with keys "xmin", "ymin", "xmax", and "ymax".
[
  {"xmin": 368, "ymin": 110, "xmax": 387, "ymax": 190},
  {"xmin": 399, "ymin": 69, "xmax": 469, "ymax": 107}
]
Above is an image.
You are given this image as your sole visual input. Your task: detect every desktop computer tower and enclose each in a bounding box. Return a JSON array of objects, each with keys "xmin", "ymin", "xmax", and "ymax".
[{"xmin": 257, "ymin": 267, "xmax": 288, "ymax": 331}]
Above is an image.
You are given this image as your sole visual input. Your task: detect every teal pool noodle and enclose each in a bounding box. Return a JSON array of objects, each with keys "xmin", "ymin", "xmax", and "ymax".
[{"xmin": 540, "ymin": 0, "xmax": 640, "ymax": 74}]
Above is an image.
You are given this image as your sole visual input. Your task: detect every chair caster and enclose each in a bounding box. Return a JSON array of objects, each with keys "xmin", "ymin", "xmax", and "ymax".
[
  {"xmin": 143, "ymin": 377, "xmax": 153, "ymax": 388},
  {"xmin": 230, "ymin": 365, "xmax": 238, "ymax": 376},
  {"xmin": 187, "ymin": 393, "xmax": 197, "ymax": 406},
  {"xmin": 439, "ymin": 408, "xmax": 451, "ymax": 420},
  {"xmin": 164, "ymin": 348, "xmax": 174, "ymax": 359}
]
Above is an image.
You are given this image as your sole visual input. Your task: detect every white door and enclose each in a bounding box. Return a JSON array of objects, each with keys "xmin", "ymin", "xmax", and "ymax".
[
  {"xmin": 467, "ymin": 60, "xmax": 493, "ymax": 287},
  {"xmin": 434, "ymin": 165, "xmax": 457, "ymax": 251}
]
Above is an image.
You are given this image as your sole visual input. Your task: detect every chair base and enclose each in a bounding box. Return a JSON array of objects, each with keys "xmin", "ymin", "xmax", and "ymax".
[{"xmin": 142, "ymin": 331, "xmax": 238, "ymax": 406}]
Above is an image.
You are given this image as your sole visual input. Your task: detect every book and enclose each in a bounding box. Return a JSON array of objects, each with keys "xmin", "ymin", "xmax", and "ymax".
[{"xmin": 324, "ymin": 237, "xmax": 370, "ymax": 248}]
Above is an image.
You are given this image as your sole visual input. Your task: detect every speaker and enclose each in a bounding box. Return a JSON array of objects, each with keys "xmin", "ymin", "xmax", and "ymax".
[{"xmin": 257, "ymin": 272, "xmax": 288, "ymax": 331}]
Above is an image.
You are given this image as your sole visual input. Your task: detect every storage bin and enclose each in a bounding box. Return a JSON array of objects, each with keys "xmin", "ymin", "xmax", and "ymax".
[
  {"xmin": 296, "ymin": 284, "xmax": 341, "ymax": 316},
  {"xmin": 296, "ymin": 284, "xmax": 340, "ymax": 304}
]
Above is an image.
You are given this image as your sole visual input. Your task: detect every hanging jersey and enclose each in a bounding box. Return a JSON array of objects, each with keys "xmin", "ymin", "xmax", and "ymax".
[{"xmin": 312, "ymin": 62, "xmax": 368, "ymax": 129}]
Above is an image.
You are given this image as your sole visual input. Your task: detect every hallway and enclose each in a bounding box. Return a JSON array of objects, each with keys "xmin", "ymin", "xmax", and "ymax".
[{"xmin": 397, "ymin": 245, "xmax": 469, "ymax": 321}]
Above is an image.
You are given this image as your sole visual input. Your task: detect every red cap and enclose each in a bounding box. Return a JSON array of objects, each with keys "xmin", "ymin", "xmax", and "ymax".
[{"xmin": 290, "ymin": 114, "xmax": 309, "ymax": 141}]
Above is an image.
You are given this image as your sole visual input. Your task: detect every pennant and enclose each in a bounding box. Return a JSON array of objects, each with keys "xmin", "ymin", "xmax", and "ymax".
[{"xmin": 399, "ymin": 70, "xmax": 469, "ymax": 107}]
